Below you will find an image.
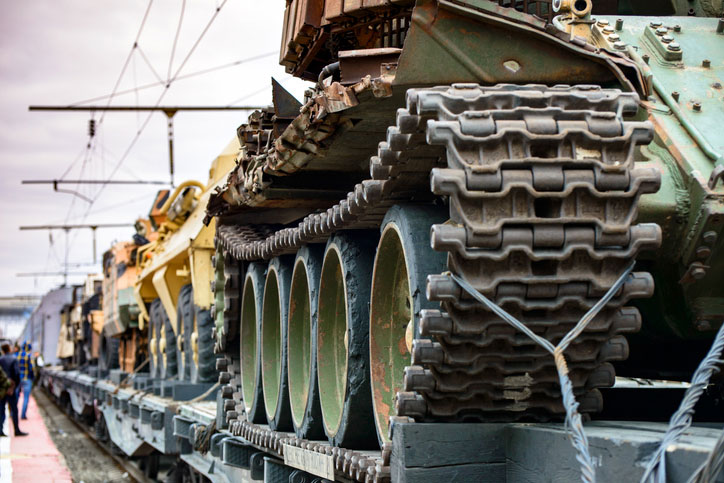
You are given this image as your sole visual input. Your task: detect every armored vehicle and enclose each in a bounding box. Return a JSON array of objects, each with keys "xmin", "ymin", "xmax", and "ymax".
[
  {"xmin": 100, "ymin": 220, "xmax": 156, "ymax": 375},
  {"xmin": 40, "ymin": 1, "xmax": 724, "ymax": 482},
  {"xmin": 134, "ymin": 139, "xmax": 239, "ymax": 385},
  {"xmin": 205, "ymin": 0, "xmax": 724, "ymax": 479}
]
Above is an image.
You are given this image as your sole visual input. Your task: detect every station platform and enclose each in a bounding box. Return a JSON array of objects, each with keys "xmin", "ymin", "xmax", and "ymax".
[{"xmin": 0, "ymin": 391, "xmax": 72, "ymax": 482}]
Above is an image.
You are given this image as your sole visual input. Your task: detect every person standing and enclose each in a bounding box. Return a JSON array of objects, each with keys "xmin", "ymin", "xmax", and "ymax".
[
  {"xmin": 0, "ymin": 343, "xmax": 27, "ymax": 436},
  {"xmin": 18, "ymin": 342, "xmax": 34, "ymax": 420}
]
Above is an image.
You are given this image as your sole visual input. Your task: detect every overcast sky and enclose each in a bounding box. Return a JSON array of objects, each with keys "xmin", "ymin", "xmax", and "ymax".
[{"xmin": 0, "ymin": 0, "xmax": 309, "ymax": 298}]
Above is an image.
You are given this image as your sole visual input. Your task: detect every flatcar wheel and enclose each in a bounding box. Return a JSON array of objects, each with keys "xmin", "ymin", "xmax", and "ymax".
[
  {"xmin": 261, "ymin": 256, "xmax": 294, "ymax": 431},
  {"xmin": 240, "ymin": 262, "xmax": 267, "ymax": 423},
  {"xmin": 317, "ymin": 232, "xmax": 378, "ymax": 448},
  {"xmin": 287, "ymin": 244, "xmax": 325, "ymax": 439},
  {"xmin": 369, "ymin": 204, "xmax": 448, "ymax": 445}
]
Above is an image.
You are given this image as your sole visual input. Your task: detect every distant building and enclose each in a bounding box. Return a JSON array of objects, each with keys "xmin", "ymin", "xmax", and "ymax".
[{"xmin": 17, "ymin": 287, "xmax": 73, "ymax": 365}]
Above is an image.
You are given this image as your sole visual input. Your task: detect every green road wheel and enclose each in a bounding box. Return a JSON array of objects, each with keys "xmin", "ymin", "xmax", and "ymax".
[
  {"xmin": 317, "ymin": 232, "xmax": 378, "ymax": 449},
  {"xmin": 287, "ymin": 244, "xmax": 325, "ymax": 439},
  {"xmin": 261, "ymin": 256, "xmax": 294, "ymax": 431},
  {"xmin": 240, "ymin": 262, "xmax": 267, "ymax": 423},
  {"xmin": 369, "ymin": 204, "xmax": 448, "ymax": 445}
]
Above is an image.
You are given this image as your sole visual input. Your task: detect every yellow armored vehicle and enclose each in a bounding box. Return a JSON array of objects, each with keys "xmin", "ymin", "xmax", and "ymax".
[
  {"xmin": 100, "ymin": 220, "xmax": 155, "ymax": 375},
  {"xmin": 135, "ymin": 139, "xmax": 239, "ymax": 384}
]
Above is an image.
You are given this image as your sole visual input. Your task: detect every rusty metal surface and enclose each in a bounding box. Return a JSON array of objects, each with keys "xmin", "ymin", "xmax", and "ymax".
[
  {"xmin": 225, "ymin": 418, "xmax": 390, "ymax": 482},
  {"xmin": 338, "ymin": 47, "xmax": 401, "ymax": 84},
  {"xmin": 392, "ymin": 0, "xmax": 642, "ymax": 92},
  {"xmin": 397, "ymin": 84, "xmax": 660, "ymax": 420},
  {"xmin": 206, "ymin": 77, "xmax": 402, "ymax": 225},
  {"xmin": 215, "ymin": 84, "xmax": 661, "ymax": 423}
]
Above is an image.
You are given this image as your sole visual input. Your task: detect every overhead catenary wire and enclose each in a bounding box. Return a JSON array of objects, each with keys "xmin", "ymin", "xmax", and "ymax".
[
  {"xmin": 85, "ymin": 0, "xmax": 230, "ymax": 209},
  {"xmin": 166, "ymin": 0, "xmax": 187, "ymax": 83},
  {"xmin": 136, "ymin": 45, "xmax": 166, "ymax": 86},
  {"xmin": 48, "ymin": 0, "xmax": 154, "ymax": 256},
  {"xmin": 58, "ymin": 0, "xmax": 231, "ymax": 267},
  {"xmin": 66, "ymin": 51, "xmax": 277, "ymax": 107}
]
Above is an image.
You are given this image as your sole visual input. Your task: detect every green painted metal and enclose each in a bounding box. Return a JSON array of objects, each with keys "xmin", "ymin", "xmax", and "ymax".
[
  {"xmin": 240, "ymin": 272, "xmax": 260, "ymax": 418},
  {"xmin": 262, "ymin": 268, "xmax": 282, "ymax": 420},
  {"xmin": 369, "ymin": 226, "xmax": 412, "ymax": 445},
  {"xmin": 600, "ymin": 15, "xmax": 724, "ymax": 336},
  {"xmin": 117, "ymin": 287, "xmax": 141, "ymax": 330},
  {"xmin": 317, "ymin": 245, "xmax": 348, "ymax": 437},
  {"xmin": 393, "ymin": 0, "xmax": 629, "ymax": 88},
  {"xmin": 288, "ymin": 258, "xmax": 313, "ymax": 429}
]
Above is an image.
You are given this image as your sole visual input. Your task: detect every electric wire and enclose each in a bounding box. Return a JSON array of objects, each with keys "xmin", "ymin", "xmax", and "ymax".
[
  {"xmin": 66, "ymin": 52, "xmax": 277, "ymax": 107},
  {"xmin": 47, "ymin": 0, "xmax": 231, "ymax": 287},
  {"xmin": 166, "ymin": 0, "xmax": 187, "ymax": 83},
  {"xmin": 72, "ymin": 0, "xmax": 231, "ymax": 232},
  {"xmin": 167, "ymin": 0, "xmax": 229, "ymax": 84},
  {"xmin": 136, "ymin": 45, "xmax": 165, "ymax": 86}
]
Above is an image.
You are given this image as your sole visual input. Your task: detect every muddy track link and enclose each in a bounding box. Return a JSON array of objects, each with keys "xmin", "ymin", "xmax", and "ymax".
[
  {"xmin": 227, "ymin": 419, "xmax": 391, "ymax": 483},
  {"xmin": 398, "ymin": 84, "xmax": 661, "ymax": 421},
  {"xmin": 216, "ymin": 84, "xmax": 660, "ymax": 424}
]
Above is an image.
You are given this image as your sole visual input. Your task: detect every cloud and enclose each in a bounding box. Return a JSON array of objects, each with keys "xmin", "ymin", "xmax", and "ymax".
[{"xmin": 0, "ymin": 0, "xmax": 309, "ymax": 296}]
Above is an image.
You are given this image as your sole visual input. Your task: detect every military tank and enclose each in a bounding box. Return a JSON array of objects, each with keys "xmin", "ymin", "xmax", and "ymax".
[{"xmin": 205, "ymin": 0, "xmax": 724, "ymax": 462}]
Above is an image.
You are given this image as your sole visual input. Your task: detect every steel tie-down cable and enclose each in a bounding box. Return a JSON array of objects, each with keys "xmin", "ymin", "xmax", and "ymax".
[
  {"xmin": 641, "ymin": 323, "xmax": 724, "ymax": 483},
  {"xmin": 688, "ymin": 428, "xmax": 724, "ymax": 483},
  {"xmin": 450, "ymin": 261, "xmax": 637, "ymax": 483}
]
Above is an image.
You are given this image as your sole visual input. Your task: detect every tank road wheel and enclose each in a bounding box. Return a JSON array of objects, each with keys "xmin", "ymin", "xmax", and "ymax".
[
  {"xmin": 176, "ymin": 284, "xmax": 193, "ymax": 381},
  {"xmin": 369, "ymin": 204, "xmax": 448, "ymax": 446},
  {"xmin": 240, "ymin": 262, "xmax": 267, "ymax": 423},
  {"xmin": 261, "ymin": 256, "xmax": 294, "ymax": 431},
  {"xmin": 186, "ymin": 298, "xmax": 216, "ymax": 383},
  {"xmin": 99, "ymin": 332, "xmax": 119, "ymax": 374},
  {"xmin": 287, "ymin": 245, "xmax": 326, "ymax": 439},
  {"xmin": 149, "ymin": 299, "xmax": 163, "ymax": 379},
  {"xmin": 317, "ymin": 233, "xmax": 378, "ymax": 448},
  {"xmin": 159, "ymin": 304, "xmax": 178, "ymax": 380}
]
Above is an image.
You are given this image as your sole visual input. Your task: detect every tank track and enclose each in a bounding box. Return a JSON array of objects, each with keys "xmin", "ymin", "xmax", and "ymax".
[
  {"xmin": 226, "ymin": 419, "xmax": 391, "ymax": 483},
  {"xmin": 400, "ymin": 84, "xmax": 661, "ymax": 420},
  {"xmin": 215, "ymin": 84, "xmax": 660, "ymax": 424},
  {"xmin": 212, "ymin": 244, "xmax": 244, "ymax": 428}
]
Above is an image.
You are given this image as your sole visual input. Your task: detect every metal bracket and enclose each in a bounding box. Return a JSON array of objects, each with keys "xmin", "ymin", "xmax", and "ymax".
[{"xmin": 708, "ymin": 165, "xmax": 724, "ymax": 190}]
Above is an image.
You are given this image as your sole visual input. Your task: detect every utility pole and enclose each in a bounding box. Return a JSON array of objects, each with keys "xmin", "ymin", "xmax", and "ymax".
[
  {"xmin": 29, "ymin": 105, "xmax": 265, "ymax": 187},
  {"xmin": 20, "ymin": 222, "xmax": 135, "ymax": 266}
]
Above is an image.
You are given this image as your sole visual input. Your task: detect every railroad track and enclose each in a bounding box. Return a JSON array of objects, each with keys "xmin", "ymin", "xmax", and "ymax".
[{"xmin": 36, "ymin": 388, "xmax": 153, "ymax": 483}]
